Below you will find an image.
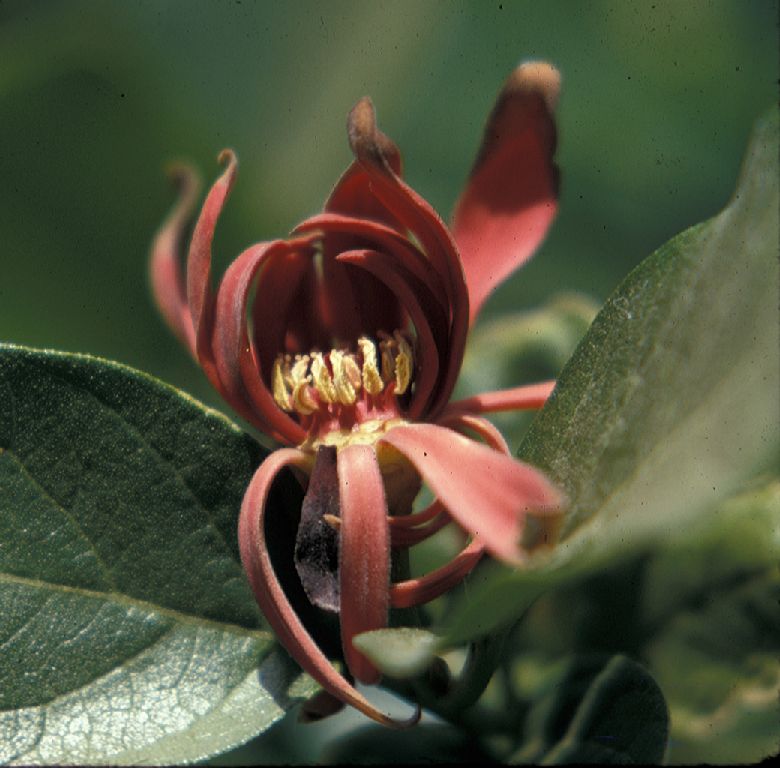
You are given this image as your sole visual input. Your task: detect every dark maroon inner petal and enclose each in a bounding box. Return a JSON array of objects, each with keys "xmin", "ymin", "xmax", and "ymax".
[
  {"xmin": 337, "ymin": 248, "xmax": 446, "ymax": 418},
  {"xmin": 295, "ymin": 213, "xmax": 450, "ymax": 313},
  {"xmin": 319, "ymin": 237, "xmax": 407, "ymax": 344},
  {"xmin": 251, "ymin": 248, "xmax": 319, "ymax": 377}
]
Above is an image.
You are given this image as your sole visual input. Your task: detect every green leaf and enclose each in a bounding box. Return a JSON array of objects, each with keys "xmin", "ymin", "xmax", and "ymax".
[
  {"xmin": 442, "ymin": 109, "xmax": 779, "ymax": 644},
  {"xmin": 513, "ymin": 655, "xmax": 669, "ymax": 765},
  {"xmin": 642, "ymin": 481, "xmax": 780, "ymax": 764},
  {"xmin": 0, "ymin": 345, "xmax": 315, "ymax": 765},
  {"xmin": 352, "ymin": 628, "xmax": 440, "ymax": 679}
]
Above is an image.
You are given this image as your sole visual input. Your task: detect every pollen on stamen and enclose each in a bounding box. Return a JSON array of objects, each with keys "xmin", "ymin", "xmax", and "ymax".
[
  {"xmin": 272, "ymin": 355, "xmax": 293, "ymax": 411},
  {"xmin": 330, "ymin": 350, "xmax": 360, "ymax": 405},
  {"xmin": 271, "ymin": 331, "xmax": 415, "ymax": 416},
  {"xmin": 358, "ymin": 337, "xmax": 384, "ymax": 396},
  {"xmin": 393, "ymin": 331, "xmax": 413, "ymax": 395},
  {"xmin": 310, "ymin": 353, "xmax": 337, "ymax": 403}
]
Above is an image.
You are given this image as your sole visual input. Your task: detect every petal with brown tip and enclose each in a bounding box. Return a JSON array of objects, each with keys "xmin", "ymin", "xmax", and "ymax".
[{"xmin": 452, "ymin": 62, "xmax": 560, "ymax": 325}]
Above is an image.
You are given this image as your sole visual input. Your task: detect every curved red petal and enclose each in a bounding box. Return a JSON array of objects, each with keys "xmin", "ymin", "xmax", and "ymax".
[
  {"xmin": 442, "ymin": 380, "xmax": 556, "ymax": 418},
  {"xmin": 437, "ymin": 412, "xmax": 511, "ymax": 455},
  {"xmin": 347, "ymin": 98, "xmax": 469, "ymax": 416},
  {"xmin": 452, "ymin": 62, "xmax": 560, "ymax": 326},
  {"xmin": 295, "ymin": 213, "xmax": 449, "ymax": 311},
  {"xmin": 238, "ymin": 448, "xmax": 419, "ymax": 728},
  {"xmin": 390, "ymin": 538, "xmax": 484, "ymax": 609},
  {"xmin": 211, "ymin": 241, "xmax": 286, "ymax": 439},
  {"xmin": 380, "ymin": 423, "xmax": 563, "ymax": 564},
  {"xmin": 325, "ymin": 156, "xmax": 403, "ymax": 232},
  {"xmin": 187, "ymin": 149, "xmax": 237, "ymax": 363},
  {"xmin": 337, "ymin": 444, "xmax": 391, "ymax": 685},
  {"xmin": 390, "ymin": 509, "xmax": 450, "ymax": 548},
  {"xmin": 319, "ymin": 247, "xmax": 405, "ymax": 345},
  {"xmin": 214, "ymin": 238, "xmax": 311, "ymax": 445},
  {"xmin": 389, "ymin": 497, "xmax": 444, "ymax": 529},
  {"xmin": 250, "ymin": 246, "xmax": 317, "ymax": 386},
  {"xmin": 337, "ymin": 249, "xmax": 442, "ymax": 419},
  {"xmin": 149, "ymin": 163, "xmax": 201, "ymax": 354}
]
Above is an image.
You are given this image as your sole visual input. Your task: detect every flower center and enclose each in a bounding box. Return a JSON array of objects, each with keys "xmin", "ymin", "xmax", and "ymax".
[{"xmin": 272, "ymin": 330, "xmax": 414, "ymax": 421}]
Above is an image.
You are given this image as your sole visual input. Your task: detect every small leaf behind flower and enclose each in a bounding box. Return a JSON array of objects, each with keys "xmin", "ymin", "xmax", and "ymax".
[
  {"xmin": 352, "ymin": 627, "xmax": 440, "ymax": 678},
  {"xmin": 0, "ymin": 345, "xmax": 314, "ymax": 765}
]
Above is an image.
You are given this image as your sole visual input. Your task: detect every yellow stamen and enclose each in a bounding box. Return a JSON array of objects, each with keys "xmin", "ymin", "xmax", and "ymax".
[
  {"xmin": 343, "ymin": 354, "xmax": 362, "ymax": 390},
  {"xmin": 270, "ymin": 329, "xmax": 415, "ymax": 416},
  {"xmin": 393, "ymin": 331, "xmax": 413, "ymax": 395},
  {"xmin": 310, "ymin": 352, "xmax": 337, "ymax": 403},
  {"xmin": 330, "ymin": 350, "xmax": 360, "ymax": 405},
  {"xmin": 290, "ymin": 355, "xmax": 317, "ymax": 414},
  {"xmin": 292, "ymin": 380, "xmax": 318, "ymax": 414},
  {"xmin": 272, "ymin": 356, "xmax": 292, "ymax": 411},
  {"xmin": 379, "ymin": 337, "xmax": 396, "ymax": 385},
  {"xmin": 358, "ymin": 337, "xmax": 384, "ymax": 396}
]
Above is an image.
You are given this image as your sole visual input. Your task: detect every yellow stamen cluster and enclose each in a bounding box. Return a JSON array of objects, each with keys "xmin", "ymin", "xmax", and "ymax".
[{"xmin": 272, "ymin": 331, "xmax": 414, "ymax": 415}]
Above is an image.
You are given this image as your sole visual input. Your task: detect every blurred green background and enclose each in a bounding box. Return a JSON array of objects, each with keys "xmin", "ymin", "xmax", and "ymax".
[{"xmin": 1, "ymin": 0, "xmax": 776, "ymax": 416}]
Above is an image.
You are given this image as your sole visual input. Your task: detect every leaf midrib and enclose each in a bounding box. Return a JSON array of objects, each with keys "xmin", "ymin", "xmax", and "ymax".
[{"xmin": 0, "ymin": 569, "xmax": 270, "ymax": 640}]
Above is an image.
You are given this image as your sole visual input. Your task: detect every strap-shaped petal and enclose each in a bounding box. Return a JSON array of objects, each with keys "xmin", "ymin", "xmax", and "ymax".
[
  {"xmin": 452, "ymin": 62, "xmax": 560, "ymax": 326},
  {"xmin": 389, "ymin": 411, "xmax": 522, "ymax": 602},
  {"xmin": 380, "ymin": 422, "xmax": 563, "ymax": 564},
  {"xmin": 390, "ymin": 538, "xmax": 484, "ymax": 608},
  {"xmin": 294, "ymin": 213, "xmax": 449, "ymax": 312},
  {"xmin": 443, "ymin": 380, "xmax": 556, "ymax": 418},
  {"xmin": 149, "ymin": 163, "xmax": 201, "ymax": 353},
  {"xmin": 438, "ymin": 411, "xmax": 511, "ymax": 455},
  {"xmin": 214, "ymin": 237, "xmax": 316, "ymax": 444},
  {"xmin": 389, "ymin": 497, "xmax": 444, "ymax": 529},
  {"xmin": 337, "ymin": 444, "xmax": 390, "ymax": 685},
  {"xmin": 347, "ymin": 98, "xmax": 470, "ymax": 417},
  {"xmin": 319, "ymin": 245, "xmax": 405, "ymax": 347},
  {"xmin": 187, "ymin": 150, "xmax": 237, "ymax": 368},
  {"xmin": 337, "ymin": 249, "xmax": 443, "ymax": 419},
  {"xmin": 324, "ymin": 152, "xmax": 404, "ymax": 233},
  {"xmin": 238, "ymin": 448, "xmax": 419, "ymax": 728},
  {"xmin": 175, "ymin": 150, "xmax": 263, "ymax": 422},
  {"xmin": 390, "ymin": 508, "xmax": 450, "ymax": 548},
  {"xmin": 249, "ymin": 244, "xmax": 317, "ymax": 382}
]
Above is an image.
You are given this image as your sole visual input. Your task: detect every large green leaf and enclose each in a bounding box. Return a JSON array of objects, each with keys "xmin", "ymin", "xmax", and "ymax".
[
  {"xmin": 442, "ymin": 109, "xmax": 779, "ymax": 644},
  {"xmin": 643, "ymin": 481, "xmax": 780, "ymax": 763},
  {"xmin": 0, "ymin": 345, "xmax": 315, "ymax": 765},
  {"xmin": 512, "ymin": 655, "xmax": 669, "ymax": 765}
]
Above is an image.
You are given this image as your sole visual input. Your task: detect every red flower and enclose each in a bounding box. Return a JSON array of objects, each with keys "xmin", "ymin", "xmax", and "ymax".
[{"xmin": 151, "ymin": 62, "xmax": 564, "ymax": 727}]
